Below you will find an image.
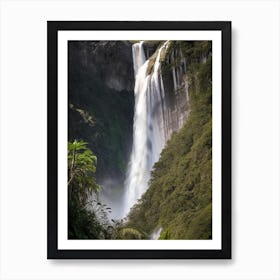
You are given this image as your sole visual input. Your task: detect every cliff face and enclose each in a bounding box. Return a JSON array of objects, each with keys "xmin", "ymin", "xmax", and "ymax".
[
  {"xmin": 161, "ymin": 43, "xmax": 191, "ymax": 139},
  {"xmin": 69, "ymin": 41, "xmax": 134, "ymax": 91},
  {"xmin": 68, "ymin": 41, "xmax": 135, "ymax": 186},
  {"xmin": 159, "ymin": 41, "xmax": 211, "ymax": 143}
]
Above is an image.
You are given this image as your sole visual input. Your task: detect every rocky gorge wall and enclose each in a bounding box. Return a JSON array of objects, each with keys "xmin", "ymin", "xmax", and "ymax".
[
  {"xmin": 159, "ymin": 41, "xmax": 211, "ymax": 142},
  {"xmin": 68, "ymin": 41, "xmax": 135, "ymax": 186}
]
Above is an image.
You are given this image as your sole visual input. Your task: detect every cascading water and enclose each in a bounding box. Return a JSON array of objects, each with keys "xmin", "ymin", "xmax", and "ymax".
[
  {"xmin": 150, "ymin": 227, "xmax": 162, "ymax": 240},
  {"xmin": 122, "ymin": 41, "xmax": 170, "ymax": 217}
]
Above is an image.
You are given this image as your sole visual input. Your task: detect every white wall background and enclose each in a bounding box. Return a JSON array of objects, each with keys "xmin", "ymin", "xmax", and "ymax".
[{"xmin": 0, "ymin": 0, "xmax": 279, "ymax": 279}]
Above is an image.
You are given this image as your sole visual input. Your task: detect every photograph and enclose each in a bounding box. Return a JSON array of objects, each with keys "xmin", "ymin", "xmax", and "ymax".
[{"xmin": 68, "ymin": 39, "xmax": 213, "ymax": 240}]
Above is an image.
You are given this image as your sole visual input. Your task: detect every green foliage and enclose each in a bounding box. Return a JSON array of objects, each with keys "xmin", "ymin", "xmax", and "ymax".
[
  {"xmin": 184, "ymin": 203, "xmax": 212, "ymax": 239},
  {"xmin": 68, "ymin": 140, "xmax": 100, "ymax": 204},
  {"xmin": 161, "ymin": 41, "xmax": 212, "ymax": 75},
  {"xmin": 68, "ymin": 198, "xmax": 105, "ymax": 239},
  {"xmin": 117, "ymin": 227, "xmax": 147, "ymax": 240},
  {"xmin": 68, "ymin": 140, "xmax": 111, "ymax": 239},
  {"xmin": 126, "ymin": 45, "xmax": 213, "ymax": 239}
]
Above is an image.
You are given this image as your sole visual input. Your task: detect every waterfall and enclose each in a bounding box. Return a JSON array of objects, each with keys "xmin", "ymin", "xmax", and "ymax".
[
  {"xmin": 122, "ymin": 41, "xmax": 169, "ymax": 217},
  {"xmin": 150, "ymin": 227, "xmax": 162, "ymax": 240}
]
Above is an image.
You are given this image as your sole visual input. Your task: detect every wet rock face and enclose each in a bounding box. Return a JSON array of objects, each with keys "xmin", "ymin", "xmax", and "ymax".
[
  {"xmin": 69, "ymin": 41, "xmax": 134, "ymax": 92},
  {"xmin": 161, "ymin": 63, "xmax": 190, "ymax": 142}
]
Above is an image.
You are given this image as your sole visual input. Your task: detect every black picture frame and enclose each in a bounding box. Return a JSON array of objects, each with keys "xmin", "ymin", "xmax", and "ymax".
[{"xmin": 47, "ymin": 21, "xmax": 231, "ymax": 259}]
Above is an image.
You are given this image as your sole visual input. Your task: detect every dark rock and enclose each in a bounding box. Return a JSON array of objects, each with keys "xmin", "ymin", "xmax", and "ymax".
[
  {"xmin": 69, "ymin": 41, "xmax": 134, "ymax": 91},
  {"xmin": 68, "ymin": 41, "xmax": 135, "ymax": 184}
]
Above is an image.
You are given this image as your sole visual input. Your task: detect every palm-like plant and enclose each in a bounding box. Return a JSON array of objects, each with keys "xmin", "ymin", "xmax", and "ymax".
[{"xmin": 68, "ymin": 140, "xmax": 100, "ymax": 204}]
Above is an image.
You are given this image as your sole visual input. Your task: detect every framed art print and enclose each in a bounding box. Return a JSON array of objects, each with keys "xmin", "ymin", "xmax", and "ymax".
[{"xmin": 47, "ymin": 21, "xmax": 231, "ymax": 259}]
